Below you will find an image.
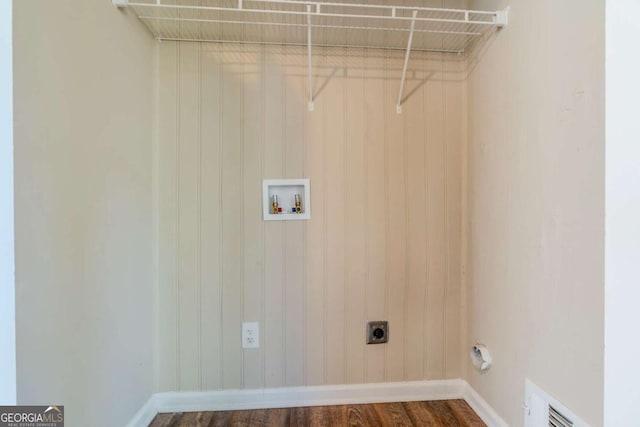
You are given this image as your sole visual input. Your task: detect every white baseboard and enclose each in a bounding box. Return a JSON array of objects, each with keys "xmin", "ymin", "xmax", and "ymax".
[
  {"xmin": 154, "ymin": 379, "xmax": 464, "ymax": 413},
  {"xmin": 127, "ymin": 379, "xmax": 506, "ymax": 427},
  {"xmin": 461, "ymin": 381, "xmax": 509, "ymax": 427},
  {"xmin": 125, "ymin": 395, "xmax": 157, "ymax": 427}
]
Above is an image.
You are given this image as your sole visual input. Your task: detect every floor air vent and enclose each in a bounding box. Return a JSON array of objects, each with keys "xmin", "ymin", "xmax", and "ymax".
[{"xmin": 525, "ymin": 380, "xmax": 587, "ymax": 427}]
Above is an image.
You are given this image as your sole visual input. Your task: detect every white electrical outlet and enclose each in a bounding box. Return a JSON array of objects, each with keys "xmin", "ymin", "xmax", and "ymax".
[{"xmin": 242, "ymin": 322, "xmax": 259, "ymax": 349}]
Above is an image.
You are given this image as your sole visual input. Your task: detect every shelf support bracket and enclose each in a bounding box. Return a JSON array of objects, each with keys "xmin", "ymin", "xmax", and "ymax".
[
  {"xmin": 307, "ymin": 5, "xmax": 314, "ymax": 111},
  {"xmin": 112, "ymin": 0, "xmax": 128, "ymax": 7},
  {"xmin": 495, "ymin": 6, "xmax": 509, "ymax": 28},
  {"xmin": 396, "ymin": 10, "xmax": 418, "ymax": 114}
]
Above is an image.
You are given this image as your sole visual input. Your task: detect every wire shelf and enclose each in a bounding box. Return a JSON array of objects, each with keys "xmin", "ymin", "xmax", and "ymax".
[
  {"xmin": 122, "ymin": 0, "xmax": 507, "ymax": 54},
  {"xmin": 116, "ymin": 0, "xmax": 507, "ymax": 112}
]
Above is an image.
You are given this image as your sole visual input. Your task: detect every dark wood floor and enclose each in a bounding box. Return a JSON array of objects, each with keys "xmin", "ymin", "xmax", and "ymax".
[{"xmin": 149, "ymin": 399, "xmax": 486, "ymax": 427}]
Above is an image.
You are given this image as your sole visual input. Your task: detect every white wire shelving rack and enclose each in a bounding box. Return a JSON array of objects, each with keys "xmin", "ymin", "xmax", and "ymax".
[{"xmin": 114, "ymin": 0, "xmax": 508, "ymax": 112}]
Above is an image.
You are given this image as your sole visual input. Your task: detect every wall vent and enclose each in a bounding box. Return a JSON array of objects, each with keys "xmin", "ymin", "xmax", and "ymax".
[
  {"xmin": 524, "ymin": 380, "xmax": 587, "ymax": 427},
  {"xmin": 549, "ymin": 405, "xmax": 574, "ymax": 427}
]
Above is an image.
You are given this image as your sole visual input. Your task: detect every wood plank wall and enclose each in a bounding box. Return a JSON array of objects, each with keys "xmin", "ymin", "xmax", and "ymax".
[{"xmin": 156, "ymin": 40, "xmax": 466, "ymax": 391}]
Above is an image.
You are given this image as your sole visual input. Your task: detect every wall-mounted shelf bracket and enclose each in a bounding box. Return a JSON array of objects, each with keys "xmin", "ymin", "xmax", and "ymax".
[
  {"xmin": 396, "ymin": 10, "xmax": 418, "ymax": 114},
  {"xmin": 307, "ymin": 5, "xmax": 314, "ymax": 112},
  {"xmin": 495, "ymin": 7, "xmax": 509, "ymax": 28},
  {"xmin": 113, "ymin": 0, "xmax": 128, "ymax": 7}
]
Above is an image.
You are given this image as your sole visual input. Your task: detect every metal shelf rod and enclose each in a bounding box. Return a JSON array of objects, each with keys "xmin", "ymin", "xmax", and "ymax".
[
  {"xmin": 128, "ymin": 3, "xmax": 498, "ymax": 27},
  {"xmin": 396, "ymin": 10, "xmax": 418, "ymax": 114},
  {"xmin": 152, "ymin": 37, "xmax": 464, "ymax": 54},
  {"xmin": 127, "ymin": 0, "xmax": 499, "ymax": 17},
  {"xmin": 307, "ymin": 5, "xmax": 314, "ymax": 111},
  {"xmin": 138, "ymin": 16, "xmax": 483, "ymax": 37}
]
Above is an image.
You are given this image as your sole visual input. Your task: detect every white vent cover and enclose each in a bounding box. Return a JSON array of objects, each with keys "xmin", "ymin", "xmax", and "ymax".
[
  {"xmin": 524, "ymin": 380, "xmax": 588, "ymax": 427},
  {"xmin": 549, "ymin": 405, "xmax": 573, "ymax": 427}
]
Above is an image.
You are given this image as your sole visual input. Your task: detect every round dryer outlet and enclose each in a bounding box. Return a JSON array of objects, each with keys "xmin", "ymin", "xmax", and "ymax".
[{"xmin": 367, "ymin": 321, "xmax": 389, "ymax": 344}]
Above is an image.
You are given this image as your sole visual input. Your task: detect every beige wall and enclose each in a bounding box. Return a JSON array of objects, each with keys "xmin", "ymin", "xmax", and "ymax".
[
  {"xmin": 13, "ymin": 1, "xmax": 155, "ymax": 425},
  {"xmin": 466, "ymin": 0, "xmax": 604, "ymax": 425},
  {"xmin": 155, "ymin": 41, "xmax": 466, "ymax": 391}
]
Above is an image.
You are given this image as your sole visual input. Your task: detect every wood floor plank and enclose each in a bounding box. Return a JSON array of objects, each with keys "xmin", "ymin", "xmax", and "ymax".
[
  {"xmin": 206, "ymin": 410, "xmax": 231, "ymax": 427},
  {"xmin": 196, "ymin": 412, "xmax": 216, "ymax": 426},
  {"xmin": 149, "ymin": 399, "xmax": 486, "ymax": 427},
  {"xmin": 422, "ymin": 400, "xmax": 463, "ymax": 426},
  {"xmin": 347, "ymin": 404, "xmax": 381, "ymax": 427},
  {"xmin": 176, "ymin": 412, "xmax": 214, "ymax": 427},
  {"xmin": 447, "ymin": 400, "xmax": 486, "ymax": 427},
  {"xmin": 402, "ymin": 401, "xmax": 440, "ymax": 426},
  {"xmin": 148, "ymin": 413, "xmax": 172, "ymax": 427},
  {"xmin": 248, "ymin": 408, "xmax": 268, "ymax": 427},
  {"xmin": 149, "ymin": 412, "xmax": 183, "ymax": 427},
  {"xmin": 327, "ymin": 404, "xmax": 347, "ymax": 426},
  {"xmin": 289, "ymin": 406, "xmax": 309, "ymax": 426},
  {"xmin": 263, "ymin": 408, "xmax": 289, "ymax": 426},
  {"xmin": 307, "ymin": 406, "xmax": 328, "ymax": 427},
  {"xmin": 372, "ymin": 402, "xmax": 413, "ymax": 427},
  {"xmin": 228, "ymin": 409, "xmax": 254, "ymax": 426}
]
